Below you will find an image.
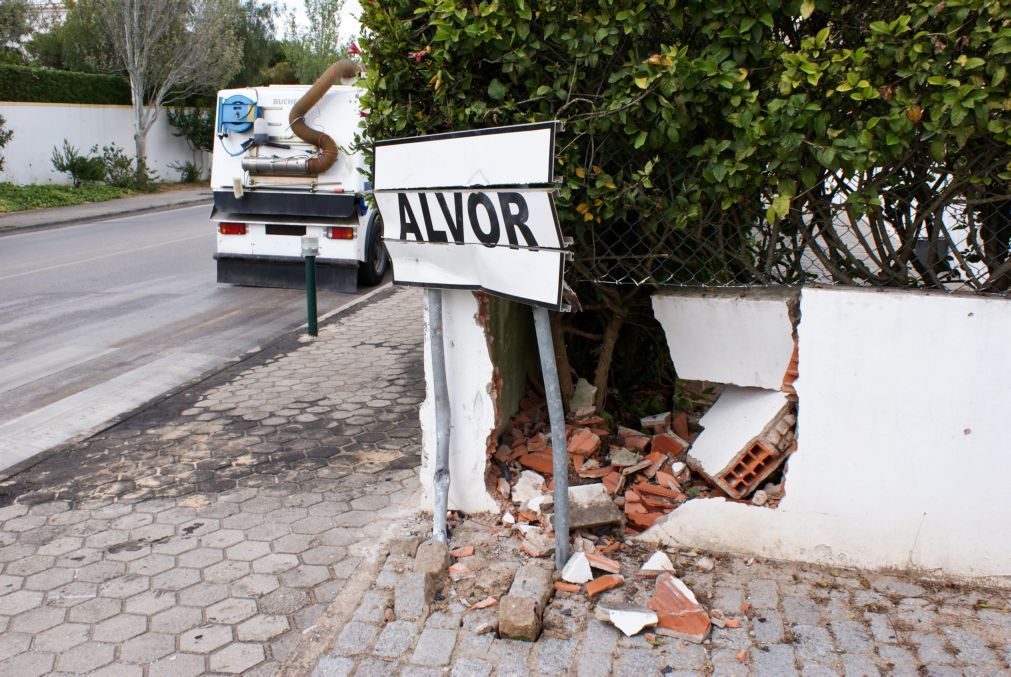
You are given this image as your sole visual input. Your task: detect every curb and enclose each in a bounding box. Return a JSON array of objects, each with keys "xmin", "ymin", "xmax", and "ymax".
[
  {"xmin": 0, "ymin": 196, "xmax": 212, "ymax": 236},
  {"xmin": 0, "ymin": 281, "xmax": 395, "ymax": 484}
]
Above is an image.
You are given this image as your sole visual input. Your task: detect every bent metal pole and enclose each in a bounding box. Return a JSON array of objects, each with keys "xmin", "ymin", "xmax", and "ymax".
[
  {"xmin": 532, "ymin": 306, "xmax": 570, "ymax": 571},
  {"xmin": 428, "ymin": 289, "xmax": 451, "ymax": 544}
]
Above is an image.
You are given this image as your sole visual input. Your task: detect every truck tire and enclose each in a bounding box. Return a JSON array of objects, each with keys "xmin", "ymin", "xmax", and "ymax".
[{"xmin": 359, "ymin": 212, "xmax": 389, "ymax": 286}]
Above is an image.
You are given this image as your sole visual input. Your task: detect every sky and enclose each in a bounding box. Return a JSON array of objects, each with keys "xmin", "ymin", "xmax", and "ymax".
[{"xmin": 275, "ymin": 0, "xmax": 363, "ymax": 42}]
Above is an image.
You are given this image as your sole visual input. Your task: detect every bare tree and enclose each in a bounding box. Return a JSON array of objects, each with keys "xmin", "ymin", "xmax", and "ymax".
[{"xmin": 87, "ymin": 0, "xmax": 242, "ymax": 177}]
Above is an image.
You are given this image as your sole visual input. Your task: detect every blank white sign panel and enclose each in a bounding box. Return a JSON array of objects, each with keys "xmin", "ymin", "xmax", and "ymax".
[
  {"xmin": 376, "ymin": 189, "xmax": 562, "ymax": 250},
  {"xmin": 373, "ymin": 122, "xmax": 556, "ymax": 190},
  {"xmin": 385, "ymin": 241, "xmax": 565, "ymax": 308}
]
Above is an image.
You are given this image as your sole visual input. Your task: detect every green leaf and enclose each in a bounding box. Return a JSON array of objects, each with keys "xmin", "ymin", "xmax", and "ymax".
[
  {"xmin": 487, "ymin": 79, "xmax": 507, "ymax": 100},
  {"xmin": 800, "ymin": 0, "xmax": 815, "ymax": 19},
  {"xmin": 634, "ymin": 130, "xmax": 647, "ymax": 149},
  {"xmin": 634, "ymin": 76, "xmax": 649, "ymax": 89}
]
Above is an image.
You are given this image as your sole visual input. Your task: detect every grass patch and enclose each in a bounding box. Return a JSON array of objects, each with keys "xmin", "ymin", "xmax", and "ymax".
[{"xmin": 0, "ymin": 183, "xmax": 137, "ymax": 213}]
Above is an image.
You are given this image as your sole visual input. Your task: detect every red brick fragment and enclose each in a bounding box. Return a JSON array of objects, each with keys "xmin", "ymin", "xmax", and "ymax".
[
  {"xmin": 585, "ymin": 574, "xmax": 623, "ymax": 597},
  {"xmin": 654, "ymin": 471, "xmax": 679, "ymax": 489},
  {"xmin": 636, "ymin": 482, "xmax": 685, "ymax": 501},
  {"xmin": 627, "ymin": 511, "xmax": 662, "ymax": 529},
  {"xmin": 601, "ymin": 472, "xmax": 623, "ymax": 495},
  {"xmin": 518, "ymin": 452, "xmax": 553, "ymax": 475},
  {"xmin": 553, "ymin": 581, "xmax": 581, "ymax": 593},
  {"xmin": 625, "ymin": 502, "xmax": 647, "ymax": 515},
  {"xmin": 527, "ymin": 433, "xmax": 548, "ymax": 452},
  {"xmin": 569, "ymin": 428, "xmax": 602, "ymax": 456},
  {"xmin": 585, "ymin": 552, "xmax": 621, "ymax": 574},
  {"xmin": 571, "ymin": 455, "xmax": 585, "ymax": 471},
  {"xmin": 652, "ymin": 432, "xmax": 689, "ymax": 457},
  {"xmin": 648, "ymin": 572, "xmax": 711, "ymax": 643},
  {"xmin": 672, "ymin": 411, "xmax": 691, "ymax": 439},
  {"xmin": 577, "ymin": 466, "xmax": 613, "ymax": 479},
  {"xmin": 618, "ymin": 426, "xmax": 651, "ymax": 451},
  {"xmin": 450, "ymin": 546, "xmax": 475, "ymax": 558},
  {"xmin": 471, "ymin": 596, "xmax": 497, "ymax": 609}
]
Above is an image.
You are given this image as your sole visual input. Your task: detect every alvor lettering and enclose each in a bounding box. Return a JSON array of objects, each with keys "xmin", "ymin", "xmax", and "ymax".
[{"xmin": 397, "ymin": 192, "xmax": 538, "ymax": 248}]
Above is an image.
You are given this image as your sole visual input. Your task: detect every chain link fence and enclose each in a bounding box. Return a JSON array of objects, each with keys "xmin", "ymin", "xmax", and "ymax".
[{"xmin": 568, "ymin": 145, "xmax": 1011, "ymax": 296}]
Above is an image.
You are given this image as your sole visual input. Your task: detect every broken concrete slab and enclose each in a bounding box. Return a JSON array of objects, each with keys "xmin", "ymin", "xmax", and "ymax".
[
  {"xmin": 568, "ymin": 484, "xmax": 624, "ymax": 530},
  {"xmin": 594, "ymin": 601, "xmax": 659, "ymax": 637},
  {"xmin": 569, "ymin": 377, "xmax": 596, "ymax": 411},
  {"xmin": 512, "ymin": 470, "xmax": 545, "ymax": 506},
  {"xmin": 497, "ymin": 565, "xmax": 553, "ymax": 641},
  {"xmin": 685, "ymin": 386, "xmax": 795, "ymax": 499},
  {"xmin": 652, "ymin": 287, "xmax": 798, "ymax": 390}
]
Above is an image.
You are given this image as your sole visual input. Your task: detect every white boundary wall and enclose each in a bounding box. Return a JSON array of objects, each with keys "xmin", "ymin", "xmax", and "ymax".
[
  {"xmin": 0, "ymin": 102, "xmax": 205, "ymax": 184},
  {"xmin": 649, "ymin": 286, "xmax": 1011, "ymax": 583},
  {"xmin": 422, "ymin": 283, "xmax": 1011, "ymax": 582}
]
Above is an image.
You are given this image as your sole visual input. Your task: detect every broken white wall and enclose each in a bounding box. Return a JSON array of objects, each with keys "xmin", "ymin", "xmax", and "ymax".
[
  {"xmin": 648, "ymin": 286, "xmax": 1011, "ymax": 583},
  {"xmin": 419, "ymin": 290, "xmax": 499, "ymax": 514},
  {"xmin": 652, "ymin": 288, "xmax": 797, "ymax": 390}
]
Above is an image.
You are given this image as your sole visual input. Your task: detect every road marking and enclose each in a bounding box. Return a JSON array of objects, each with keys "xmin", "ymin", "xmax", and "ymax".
[{"xmin": 0, "ymin": 232, "xmax": 208, "ymax": 282}]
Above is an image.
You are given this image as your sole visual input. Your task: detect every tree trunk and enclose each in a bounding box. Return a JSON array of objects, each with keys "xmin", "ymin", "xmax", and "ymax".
[
  {"xmin": 134, "ymin": 131, "xmax": 148, "ymax": 182},
  {"xmin": 592, "ymin": 308, "xmax": 627, "ymax": 411},
  {"xmin": 549, "ymin": 312, "xmax": 574, "ymax": 403}
]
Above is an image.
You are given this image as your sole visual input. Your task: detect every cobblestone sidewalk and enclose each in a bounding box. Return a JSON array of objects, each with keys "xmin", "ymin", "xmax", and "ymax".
[
  {"xmin": 0, "ymin": 287, "xmax": 426, "ymax": 676},
  {"xmin": 314, "ymin": 515, "xmax": 1011, "ymax": 677}
]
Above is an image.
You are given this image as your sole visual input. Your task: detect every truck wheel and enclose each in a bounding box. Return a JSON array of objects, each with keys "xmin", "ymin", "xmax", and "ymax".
[{"xmin": 359, "ymin": 213, "xmax": 388, "ymax": 286}]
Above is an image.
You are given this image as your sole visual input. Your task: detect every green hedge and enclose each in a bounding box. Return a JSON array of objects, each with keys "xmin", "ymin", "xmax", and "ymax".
[{"xmin": 0, "ymin": 65, "xmax": 131, "ymax": 105}]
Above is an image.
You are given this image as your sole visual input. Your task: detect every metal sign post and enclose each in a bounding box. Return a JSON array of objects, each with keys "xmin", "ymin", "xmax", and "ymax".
[
  {"xmin": 301, "ymin": 236, "xmax": 319, "ymax": 337},
  {"xmin": 374, "ymin": 122, "xmax": 571, "ymax": 569}
]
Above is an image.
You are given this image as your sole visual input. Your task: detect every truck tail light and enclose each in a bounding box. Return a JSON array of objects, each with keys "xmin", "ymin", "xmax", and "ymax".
[
  {"xmin": 327, "ymin": 226, "xmax": 354, "ymax": 240},
  {"xmin": 219, "ymin": 222, "xmax": 247, "ymax": 235}
]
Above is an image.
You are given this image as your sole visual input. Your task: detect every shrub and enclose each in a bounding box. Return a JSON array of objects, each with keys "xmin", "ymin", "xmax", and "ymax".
[
  {"xmin": 50, "ymin": 141, "xmax": 105, "ymax": 187},
  {"xmin": 97, "ymin": 144, "xmax": 136, "ymax": 188},
  {"xmin": 0, "ymin": 65, "xmax": 131, "ymax": 104},
  {"xmin": 168, "ymin": 160, "xmax": 204, "ymax": 183},
  {"xmin": 167, "ymin": 107, "xmax": 215, "ymax": 154},
  {"xmin": 0, "ymin": 114, "xmax": 12, "ymax": 173}
]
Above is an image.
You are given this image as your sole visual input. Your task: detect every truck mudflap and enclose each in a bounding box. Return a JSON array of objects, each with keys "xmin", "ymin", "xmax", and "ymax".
[{"xmin": 215, "ymin": 254, "xmax": 358, "ymax": 293}]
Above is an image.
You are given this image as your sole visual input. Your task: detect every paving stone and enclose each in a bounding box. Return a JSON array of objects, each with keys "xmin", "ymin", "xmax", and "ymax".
[
  {"xmin": 32, "ymin": 622, "xmax": 89, "ymax": 654},
  {"xmin": 151, "ymin": 567, "xmax": 202, "ymax": 592},
  {"xmin": 149, "ymin": 652, "xmax": 207, "ymax": 677},
  {"xmin": 355, "ymin": 657, "xmax": 399, "ymax": 677},
  {"xmin": 207, "ymin": 597, "xmax": 258, "ymax": 624},
  {"xmin": 10, "ymin": 605, "xmax": 65, "ymax": 633},
  {"xmin": 532, "ymin": 636, "xmax": 577, "ymax": 673},
  {"xmin": 312, "ymin": 655, "xmax": 355, "ymax": 677},
  {"xmin": 411, "ymin": 627, "xmax": 457, "ymax": 666},
  {"xmin": 93, "ymin": 613, "xmax": 147, "ymax": 642},
  {"xmin": 151, "ymin": 606, "xmax": 203, "ymax": 634},
  {"xmin": 332, "ymin": 621, "xmax": 381, "ymax": 656},
  {"xmin": 784, "ymin": 595, "xmax": 822, "ymax": 626},
  {"xmin": 877, "ymin": 645, "xmax": 920, "ymax": 674},
  {"xmin": 911, "ymin": 631, "xmax": 955, "ymax": 664},
  {"xmin": 395, "ymin": 573, "xmax": 430, "ymax": 621},
  {"xmin": 55, "ymin": 641, "xmax": 115, "ymax": 672},
  {"xmin": 751, "ymin": 644, "xmax": 798, "ymax": 676},
  {"xmin": 180, "ymin": 624, "xmax": 233, "ymax": 653},
  {"xmin": 352, "ymin": 589, "xmax": 394, "ymax": 624},
  {"xmin": 754, "ymin": 609, "xmax": 786, "ymax": 645},
  {"xmin": 373, "ymin": 620, "xmax": 420, "ymax": 658},
  {"xmin": 258, "ymin": 587, "xmax": 309, "ymax": 615},
  {"xmin": 237, "ymin": 614, "xmax": 290, "ymax": 641},
  {"xmin": 450, "ymin": 657, "xmax": 493, "ymax": 677},
  {"xmin": 125, "ymin": 589, "xmax": 176, "ymax": 615},
  {"xmin": 0, "ymin": 632, "xmax": 30, "ymax": 660},
  {"xmin": 209, "ymin": 642, "xmax": 265, "ymax": 674},
  {"xmin": 0, "ymin": 650, "xmax": 56, "ymax": 677},
  {"xmin": 942, "ymin": 626, "xmax": 999, "ymax": 665},
  {"xmin": 0, "ymin": 589, "xmax": 43, "ymax": 614},
  {"xmin": 232, "ymin": 573, "xmax": 280, "ymax": 597},
  {"xmin": 865, "ymin": 611, "xmax": 897, "ymax": 643},
  {"xmin": 121, "ymin": 631, "xmax": 177, "ymax": 663},
  {"xmin": 91, "ymin": 662, "xmax": 145, "ymax": 677},
  {"xmin": 842, "ymin": 653, "xmax": 881, "ymax": 676}
]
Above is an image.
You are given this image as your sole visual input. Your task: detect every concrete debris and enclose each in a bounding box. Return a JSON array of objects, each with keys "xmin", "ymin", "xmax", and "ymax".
[
  {"xmin": 498, "ymin": 565, "xmax": 553, "ymax": 641},
  {"xmin": 569, "ymin": 377, "xmax": 596, "ymax": 412},
  {"xmin": 568, "ymin": 484, "xmax": 623, "ymax": 530},
  {"xmin": 519, "ymin": 531, "xmax": 555, "ymax": 558},
  {"xmin": 497, "ymin": 477, "xmax": 511, "ymax": 499},
  {"xmin": 561, "ymin": 552, "xmax": 594, "ymax": 585},
  {"xmin": 527, "ymin": 494, "xmax": 552, "ymax": 514},
  {"xmin": 594, "ymin": 601, "xmax": 659, "ymax": 637},
  {"xmin": 640, "ymin": 412, "xmax": 671, "ymax": 434},
  {"xmin": 647, "ymin": 572, "xmax": 712, "ymax": 644},
  {"xmin": 512, "ymin": 470, "xmax": 546, "ymax": 506},
  {"xmin": 641, "ymin": 551, "xmax": 676, "ymax": 574},
  {"xmin": 609, "ymin": 448, "xmax": 640, "ymax": 467},
  {"xmin": 502, "ymin": 511, "xmax": 516, "ymax": 526}
]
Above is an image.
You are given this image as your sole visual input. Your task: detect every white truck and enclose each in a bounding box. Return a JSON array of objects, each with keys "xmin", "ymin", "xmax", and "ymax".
[{"xmin": 209, "ymin": 61, "xmax": 387, "ymax": 291}]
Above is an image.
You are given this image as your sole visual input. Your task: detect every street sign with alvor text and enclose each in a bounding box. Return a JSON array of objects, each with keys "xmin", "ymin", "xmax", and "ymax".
[{"xmin": 374, "ymin": 122, "xmax": 568, "ymax": 309}]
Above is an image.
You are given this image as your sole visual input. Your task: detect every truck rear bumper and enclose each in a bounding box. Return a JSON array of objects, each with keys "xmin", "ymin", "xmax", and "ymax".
[{"xmin": 215, "ymin": 254, "xmax": 358, "ymax": 292}]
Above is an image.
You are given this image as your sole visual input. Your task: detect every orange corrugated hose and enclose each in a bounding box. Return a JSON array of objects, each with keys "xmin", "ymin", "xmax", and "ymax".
[{"xmin": 289, "ymin": 60, "xmax": 362, "ymax": 175}]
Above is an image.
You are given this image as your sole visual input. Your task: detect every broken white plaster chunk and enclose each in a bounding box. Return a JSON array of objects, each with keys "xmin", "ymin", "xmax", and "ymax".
[
  {"xmin": 561, "ymin": 552, "xmax": 594, "ymax": 584},
  {"xmin": 670, "ymin": 462, "xmax": 687, "ymax": 475},
  {"xmin": 502, "ymin": 512, "xmax": 516, "ymax": 526},
  {"xmin": 512, "ymin": 470, "xmax": 546, "ymax": 506},
  {"xmin": 497, "ymin": 478, "xmax": 511, "ymax": 499},
  {"xmin": 594, "ymin": 602, "xmax": 659, "ymax": 637},
  {"xmin": 527, "ymin": 494, "xmax": 552, "ymax": 514},
  {"xmin": 752, "ymin": 490, "xmax": 769, "ymax": 506},
  {"xmin": 641, "ymin": 551, "xmax": 676, "ymax": 573}
]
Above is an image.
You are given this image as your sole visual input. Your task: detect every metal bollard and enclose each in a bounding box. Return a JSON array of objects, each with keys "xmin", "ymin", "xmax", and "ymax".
[{"xmin": 302, "ymin": 236, "xmax": 319, "ymax": 337}]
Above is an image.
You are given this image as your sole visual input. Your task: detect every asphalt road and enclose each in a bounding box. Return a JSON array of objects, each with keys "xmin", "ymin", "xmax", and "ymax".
[{"xmin": 0, "ymin": 204, "xmax": 374, "ymax": 472}]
